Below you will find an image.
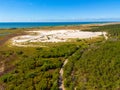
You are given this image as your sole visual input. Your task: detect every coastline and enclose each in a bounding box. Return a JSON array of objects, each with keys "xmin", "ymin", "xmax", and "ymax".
[
  {"xmin": 0, "ymin": 22, "xmax": 118, "ymax": 47},
  {"xmin": 0, "ymin": 21, "xmax": 118, "ymax": 29}
]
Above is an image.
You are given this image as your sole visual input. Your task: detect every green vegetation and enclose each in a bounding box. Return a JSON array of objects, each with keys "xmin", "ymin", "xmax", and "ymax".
[
  {"xmin": 0, "ymin": 42, "xmax": 81, "ymax": 90},
  {"xmin": 0, "ymin": 24, "xmax": 120, "ymax": 90},
  {"xmin": 64, "ymin": 24, "xmax": 120, "ymax": 90}
]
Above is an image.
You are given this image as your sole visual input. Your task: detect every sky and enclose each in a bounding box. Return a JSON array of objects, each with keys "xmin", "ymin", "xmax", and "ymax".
[{"xmin": 0, "ymin": 0, "xmax": 120, "ymax": 22}]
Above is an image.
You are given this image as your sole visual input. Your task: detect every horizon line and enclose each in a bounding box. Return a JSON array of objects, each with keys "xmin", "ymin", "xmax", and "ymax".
[{"xmin": 1, "ymin": 18, "xmax": 120, "ymax": 22}]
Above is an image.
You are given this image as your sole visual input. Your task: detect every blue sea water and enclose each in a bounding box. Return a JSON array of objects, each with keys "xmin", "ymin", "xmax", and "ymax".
[{"xmin": 0, "ymin": 22, "xmax": 110, "ymax": 29}]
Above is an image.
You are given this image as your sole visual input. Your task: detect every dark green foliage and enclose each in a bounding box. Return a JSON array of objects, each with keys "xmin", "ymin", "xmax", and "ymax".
[
  {"xmin": 16, "ymin": 51, "xmax": 23, "ymax": 55},
  {"xmin": 86, "ymin": 24, "xmax": 120, "ymax": 40},
  {"xmin": 0, "ymin": 43, "xmax": 79, "ymax": 90},
  {"xmin": 73, "ymin": 41, "xmax": 120, "ymax": 90},
  {"xmin": 0, "ymin": 74, "xmax": 13, "ymax": 83},
  {"xmin": 39, "ymin": 44, "xmax": 79, "ymax": 58},
  {"xmin": 51, "ymin": 80, "xmax": 59, "ymax": 90},
  {"xmin": 0, "ymin": 50, "xmax": 14, "ymax": 57},
  {"xmin": 64, "ymin": 24, "xmax": 120, "ymax": 90}
]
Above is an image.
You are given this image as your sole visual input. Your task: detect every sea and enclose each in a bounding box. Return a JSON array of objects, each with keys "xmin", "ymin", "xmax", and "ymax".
[{"xmin": 0, "ymin": 22, "xmax": 111, "ymax": 29}]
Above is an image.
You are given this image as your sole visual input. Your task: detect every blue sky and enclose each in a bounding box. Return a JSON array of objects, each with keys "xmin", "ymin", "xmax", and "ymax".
[{"xmin": 0, "ymin": 0, "xmax": 120, "ymax": 22}]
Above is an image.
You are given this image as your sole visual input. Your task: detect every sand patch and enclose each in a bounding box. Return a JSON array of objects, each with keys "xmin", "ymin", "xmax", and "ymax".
[{"xmin": 11, "ymin": 30, "xmax": 107, "ymax": 47}]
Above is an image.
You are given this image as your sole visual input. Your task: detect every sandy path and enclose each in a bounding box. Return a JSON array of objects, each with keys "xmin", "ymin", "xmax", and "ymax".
[
  {"xmin": 103, "ymin": 32, "xmax": 108, "ymax": 40},
  {"xmin": 59, "ymin": 59, "xmax": 68, "ymax": 90},
  {"xmin": 0, "ymin": 85, "xmax": 4, "ymax": 90},
  {"xmin": 0, "ymin": 61, "xmax": 5, "ymax": 75}
]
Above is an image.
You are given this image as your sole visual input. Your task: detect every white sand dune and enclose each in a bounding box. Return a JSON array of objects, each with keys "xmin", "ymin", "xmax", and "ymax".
[{"xmin": 11, "ymin": 30, "xmax": 107, "ymax": 46}]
